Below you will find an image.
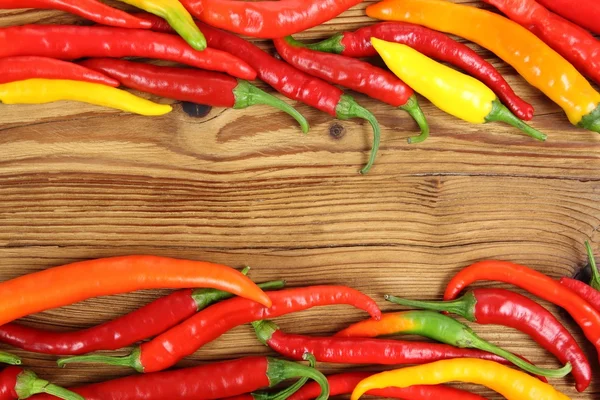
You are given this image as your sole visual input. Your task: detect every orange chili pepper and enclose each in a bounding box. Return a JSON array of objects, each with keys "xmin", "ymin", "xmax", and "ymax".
[
  {"xmin": 0, "ymin": 255, "xmax": 272, "ymax": 325},
  {"xmin": 367, "ymin": 0, "xmax": 600, "ymax": 133}
]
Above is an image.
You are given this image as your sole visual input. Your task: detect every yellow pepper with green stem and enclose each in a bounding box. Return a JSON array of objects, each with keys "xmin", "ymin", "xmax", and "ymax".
[
  {"xmin": 351, "ymin": 359, "xmax": 572, "ymax": 400},
  {"xmin": 0, "ymin": 79, "xmax": 172, "ymax": 116},
  {"xmin": 117, "ymin": 0, "xmax": 206, "ymax": 50},
  {"xmin": 367, "ymin": 0, "xmax": 600, "ymax": 133},
  {"xmin": 370, "ymin": 38, "xmax": 546, "ymax": 141}
]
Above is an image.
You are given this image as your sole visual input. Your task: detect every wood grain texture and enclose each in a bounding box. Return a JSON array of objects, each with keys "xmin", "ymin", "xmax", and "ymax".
[{"xmin": 1, "ymin": 0, "xmax": 600, "ymax": 399}]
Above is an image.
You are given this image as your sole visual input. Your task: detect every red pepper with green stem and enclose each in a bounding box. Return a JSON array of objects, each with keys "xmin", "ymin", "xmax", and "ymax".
[
  {"xmin": 137, "ymin": 14, "xmax": 382, "ymax": 174},
  {"xmin": 0, "ymin": 57, "xmax": 119, "ymax": 87},
  {"xmin": 0, "ymin": 367, "xmax": 83, "ymax": 400},
  {"xmin": 341, "ymin": 296, "xmax": 589, "ymax": 390},
  {"xmin": 560, "ymin": 241, "xmax": 600, "ymax": 312},
  {"xmin": 0, "ymin": 269, "xmax": 285, "ymax": 355},
  {"xmin": 307, "ymin": 22, "xmax": 533, "ymax": 121},
  {"xmin": 274, "ymin": 36, "xmax": 429, "ymax": 144},
  {"xmin": 288, "ymin": 309, "xmax": 571, "ymax": 378},
  {"xmin": 535, "ymin": 0, "xmax": 600, "ymax": 36},
  {"xmin": 57, "ymin": 286, "xmax": 381, "ymax": 372},
  {"xmin": 79, "ymin": 58, "xmax": 309, "ymax": 133},
  {"xmin": 225, "ymin": 372, "xmax": 487, "ymax": 400},
  {"xmin": 250, "ymin": 319, "xmax": 552, "ymax": 377},
  {"xmin": 180, "ymin": 0, "xmax": 363, "ymax": 39},
  {"xmin": 33, "ymin": 356, "xmax": 329, "ymax": 400},
  {"xmin": 0, "ymin": 0, "xmax": 152, "ymax": 29},
  {"xmin": 445, "ymin": 259, "xmax": 600, "ymax": 369},
  {"xmin": 0, "ymin": 25, "xmax": 255, "ymax": 80},
  {"xmin": 483, "ymin": 0, "xmax": 600, "ymax": 87}
]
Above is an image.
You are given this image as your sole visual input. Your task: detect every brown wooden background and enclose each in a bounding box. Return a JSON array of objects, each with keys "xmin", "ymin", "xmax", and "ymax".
[{"xmin": 1, "ymin": 1, "xmax": 599, "ymax": 399}]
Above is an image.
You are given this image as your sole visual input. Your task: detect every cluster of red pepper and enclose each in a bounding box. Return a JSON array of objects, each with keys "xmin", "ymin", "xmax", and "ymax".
[
  {"xmin": 0, "ymin": 245, "xmax": 596, "ymax": 399},
  {"xmin": 4, "ymin": 0, "xmax": 600, "ymax": 175}
]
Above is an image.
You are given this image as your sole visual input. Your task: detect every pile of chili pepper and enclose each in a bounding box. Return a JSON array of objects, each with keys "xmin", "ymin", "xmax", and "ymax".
[
  {"xmin": 5, "ymin": 0, "xmax": 600, "ymax": 173},
  {"xmin": 0, "ymin": 245, "xmax": 595, "ymax": 399}
]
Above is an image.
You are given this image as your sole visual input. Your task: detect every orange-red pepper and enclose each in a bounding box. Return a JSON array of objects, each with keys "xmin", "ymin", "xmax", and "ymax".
[{"xmin": 0, "ymin": 255, "xmax": 272, "ymax": 326}]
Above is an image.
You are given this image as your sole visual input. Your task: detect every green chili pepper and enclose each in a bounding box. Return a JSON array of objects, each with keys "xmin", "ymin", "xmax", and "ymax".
[
  {"xmin": 336, "ymin": 309, "xmax": 571, "ymax": 378},
  {"xmin": 117, "ymin": 0, "xmax": 206, "ymax": 51}
]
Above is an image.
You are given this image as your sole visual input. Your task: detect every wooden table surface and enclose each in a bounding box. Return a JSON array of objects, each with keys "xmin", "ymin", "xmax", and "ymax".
[{"xmin": 1, "ymin": 1, "xmax": 600, "ymax": 399}]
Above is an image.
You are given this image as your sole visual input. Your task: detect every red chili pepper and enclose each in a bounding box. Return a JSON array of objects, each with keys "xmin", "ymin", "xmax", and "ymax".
[
  {"xmin": 180, "ymin": 0, "xmax": 363, "ymax": 39},
  {"xmin": 0, "ymin": 255, "xmax": 271, "ymax": 327},
  {"xmin": 355, "ymin": 291, "xmax": 591, "ymax": 391},
  {"xmin": 0, "ymin": 56, "xmax": 118, "ymax": 87},
  {"xmin": 33, "ymin": 356, "xmax": 329, "ymax": 400},
  {"xmin": 0, "ymin": 272, "xmax": 284, "ymax": 355},
  {"xmin": 0, "ymin": 0, "xmax": 152, "ymax": 29},
  {"xmin": 79, "ymin": 58, "xmax": 309, "ymax": 133},
  {"xmin": 56, "ymin": 286, "xmax": 381, "ymax": 373},
  {"xmin": 137, "ymin": 14, "xmax": 382, "ymax": 174},
  {"xmin": 535, "ymin": 0, "xmax": 600, "ymax": 36},
  {"xmin": 307, "ymin": 22, "xmax": 534, "ymax": 121},
  {"xmin": 444, "ymin": 259, "xmax": 600, "ymax": 368},
  {"xmin": 249, "ymin": 319, "xmax": 534, "ymax": 368},
  {"xmin": 225, "ymin": 372, "xmax": 487, "ymax": 400},
  {"xmin": 0, "ymin": 367, "xmax": 82, "ymax": 400},
  {"xmin": 274, "ymin": 36, "xmax": 429, "ymax": 144},
  {"xmin": 0, "ymin": 25, "xmax": 256, "ymax": 80},
  {"xmin": 560, "ymin": 241, "xmax": 600, "ymax": 312},
  {"xmin": 483, "ymin": 0, "xmax": 600, "ymax": 87}
]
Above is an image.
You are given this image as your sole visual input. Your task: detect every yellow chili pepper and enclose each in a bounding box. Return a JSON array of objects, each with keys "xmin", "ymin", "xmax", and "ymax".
[
  {"xmin": 0, "ymin": 79, "xmax": 172, "ymax": 116},
  {"xmin": 371, "ymin": 38, "xmax": 546, "ymax": 141},
  {"xmin": 350, "ymin": 359, "xmax": 571, "ymax": 400},
  {"xmin": 367, "ymin": 0, "xmax": 600, "ymax": 133},
  {"xmin": 118, "ymin": 0, "xmax": 206, "ymax": 50}
]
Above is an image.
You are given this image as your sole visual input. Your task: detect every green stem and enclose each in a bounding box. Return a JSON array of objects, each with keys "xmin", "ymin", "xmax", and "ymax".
[
  {"xmin": 234, "ymin": 80, "xmax": 310, "ymax": 134},
  {"xmin": 0, "ymin": 351, "xmax": 21, "ymax": 365},
  {"xmin": 485, "ymin": 99, "xmax": 547, "ymax": 141},
  {"xmin": 336, "ymin": 95, "xmax": 381, "ymax": 174},
  {"xmin": 585, "ymin": 240, "xmax": 600, "ymax": 291},
  {"xmin": 469, "ymin": 335, "xmax": 572, "ymax": 378},
  {"xmin": 15, "ymin": 370, "xmax": 84, "ymax": 400},
  {"xmin": 578, "ymin": 104, "xmax": 600, "ymax": 133},
  {"xmin": 251, "ymin": 354, "xmax": 316, "ymax": 400},
  {"xmin": 253, "ymin": 320, "xmax": 278, "ymax": 345},
  {"xmin": 399, "ymin": 95, "xmax": 430, "ymax": 144},
  {"xmin": 266, "ymin": 355, "xmax": 330, "ymax": 400},
  {"xmin": 57, "ymin": 347, "xmax": 142, "ymax": 372},
  {"xmin": 384, "ymin": 294, "xmax": 477, "ymax": 322},
  {"xmin": 304, "ymin": 33, "xmax": 346, "ymax": 54}
]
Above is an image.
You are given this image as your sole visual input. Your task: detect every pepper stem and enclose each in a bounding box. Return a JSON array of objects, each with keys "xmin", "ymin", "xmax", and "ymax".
[
  {"xmin": 57, "ymin": 347, "xmax": 143, "ymax": 372},
  {"xmin": 336, "ymin": 95, "xmax": 381, "ymax": 174},
  {"xmin": 384, "ymin": 294, "xmax": 477, "ymax": 322},
  {"xmin": 0, "ymin": 351, "xmax": 21, "ymax": 365},
  {"xmin": 305, "ymin": 33, "xmax": 346, "ymax": 54},
  {"xmin": 234, "ymin": 80, "xmax": 310, "ymax": 134},
  {"xmin": 468, "ymin": 335, "xmax": 572, "ymax": 378},
  {"xmin": 485, "ymin": 99, "xmax": 547, "ymax": 141},
  {"xmin": 578, "ymin": 104, "xmax": 600, "ymax": 133},
  {"xmin": 266, "ymin": 354, "xmax": 330, "ymax": 400},
  {"xmin": 15, "ymin": 370, "xmax": 84, "ymax": 400},
  {"xmin": 252, "ymin": 320, "xmax": 278, "ymax": 345},
  {"xmin": 585, "ymin": 240, "xmax": 600, "ymax": 291},
  {"xmin": 251, "ymin": 354, "xmax": 316, "ymax": 400},
  {"xmin": 399, "ymin": 95, "xmax": 430, "ymax": 144}
]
